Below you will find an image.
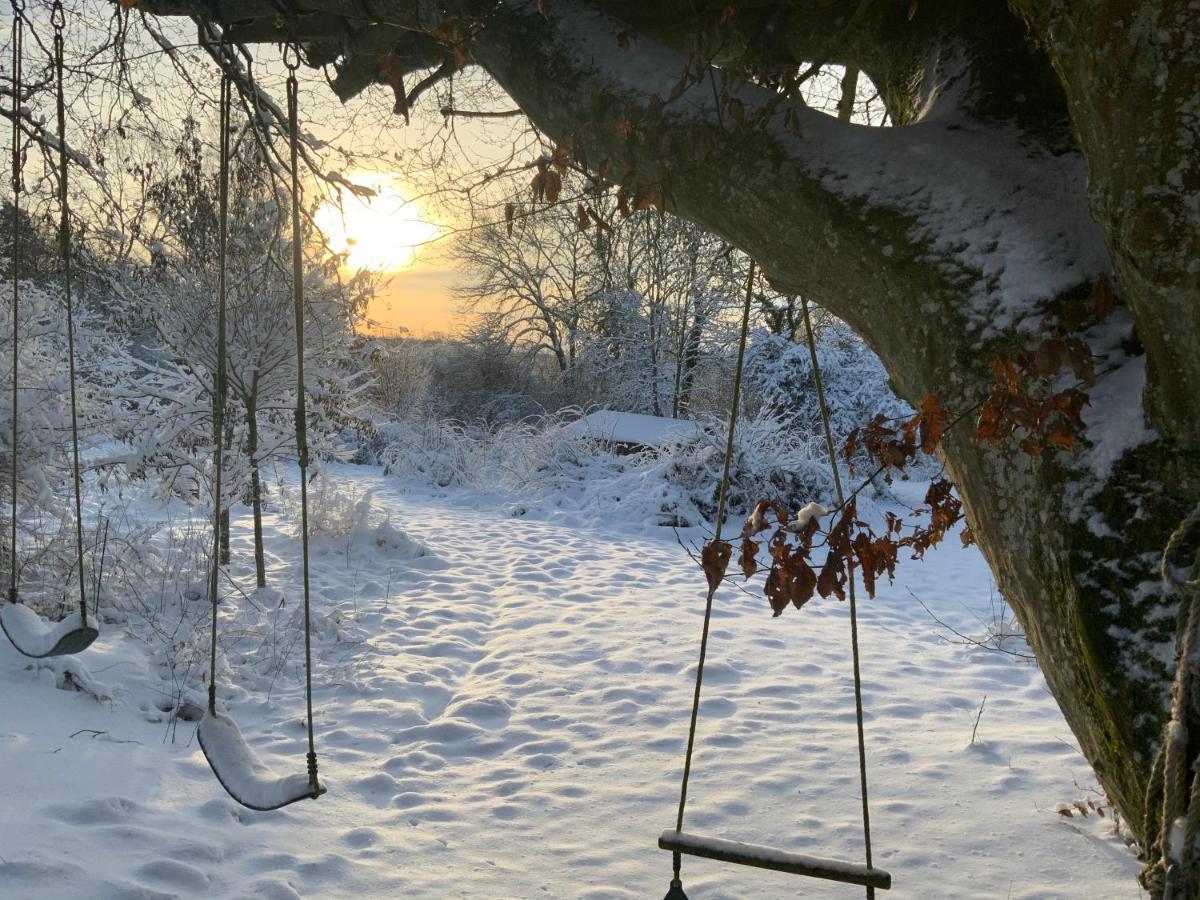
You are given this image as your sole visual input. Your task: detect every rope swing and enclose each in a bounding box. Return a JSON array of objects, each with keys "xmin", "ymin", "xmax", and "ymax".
[
  {"xmin": 658, "ymin": 271, "xmax": 890, "ymax": 896},
  {"xmin": 194, "ymin": 38, "xmax": 324, "ymax": 812},
  {"xmin": 0, "ymin": 0, "xmax": 98, "ymax": 658},
  {"xmin": 1140, "ymin": 501, "xmax": 1200, "ymax": 899}
]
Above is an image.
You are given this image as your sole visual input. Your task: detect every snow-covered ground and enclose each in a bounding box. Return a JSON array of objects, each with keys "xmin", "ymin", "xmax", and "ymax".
[{"xmin": 0, "ymin": 465, "xmax": 1143, "ymax": 898}]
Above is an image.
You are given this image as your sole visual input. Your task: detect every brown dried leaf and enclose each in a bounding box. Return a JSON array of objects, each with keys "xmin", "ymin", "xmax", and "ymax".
[
  {"xmin": 551, "ymin": 144, "xmax": 569, "ymax": 175},
  {"xmin": 1092, "ymin": 274, "xmax": 1116, "ymax": 320},
  {"xmin": 764, "ymin": 568, "xmax": 788, "ymax": 616},
  {"xmin": 1046, "ymin": 427, "xmax": 1079, "ymax": 449},
  {"xmin": 702, "ymin": 540, "xmax": 732, "ymax": 593},
  {"xmin": 788, "ymin": 559, "xmax": 817, "ymax": 609},
  {"xmin": 1063, "ymin": 338, "xmax": 1095, "ymax": 387},
  {"xmin": 817, "ymin": 551, "xmax": 845, "ymax": 601},
  {"xmin": 544, "ymin": 170, "xmax": 562, "ymax": 204},
  {"xmin": 587, "ymin": 208, "xmax": 613, "ymax": 234},
  {"xmin": 740, "ymin": 538, "xmax": 759, "ymax": 580},
  {"xmin": 917, "ymin": 394, "xmax": 946, "ymax": 453}
]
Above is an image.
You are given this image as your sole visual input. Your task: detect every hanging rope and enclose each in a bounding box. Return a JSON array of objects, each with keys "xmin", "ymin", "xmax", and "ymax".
[
  {"xmin": 1141, "ymin": 501, "xmax": 1200, "ymax": 900},
  {"xmin": 285, "ymin": 43, "xmax": 321, "ymax": 798},
  {"xmin": 8, "ymin": 0, "xmax": 24, "ymax": 605},
  {"xmin": 206, "ymin": 59, "xmax": 232, "ymax": 717},
  {"xmin": 51, "ymin": 0, "xmax": 89, "ymax": 628},
  {"xmin": 669, "ymin": 258, "xmax": 756, "ymax": 894},
  {"xmin": 802, "ymin": 296, "xmax": 876, "ymax": 899}
]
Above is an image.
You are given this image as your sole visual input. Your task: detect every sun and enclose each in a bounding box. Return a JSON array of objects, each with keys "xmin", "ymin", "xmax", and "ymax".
[{"xmin": 315, "ymin": 175, "xmax": 440, "ymax": 272}]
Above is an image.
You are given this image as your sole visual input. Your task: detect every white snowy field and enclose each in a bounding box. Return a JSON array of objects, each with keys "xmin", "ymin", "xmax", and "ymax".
[{"xmin": 0, "ymin": 465, "xmax": 1143, "ymax": 899}]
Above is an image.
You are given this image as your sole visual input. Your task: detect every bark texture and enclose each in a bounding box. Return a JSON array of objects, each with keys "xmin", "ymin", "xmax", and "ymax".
[{"xmin": 137, "ymin": 0, "xmax": 1200, "ymax": 864}]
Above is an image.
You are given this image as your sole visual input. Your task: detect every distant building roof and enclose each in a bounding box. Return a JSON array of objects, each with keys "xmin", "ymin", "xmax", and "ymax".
[{"xmin": 562, "ymin": 410, "xmax": 707, "ymax": 448}]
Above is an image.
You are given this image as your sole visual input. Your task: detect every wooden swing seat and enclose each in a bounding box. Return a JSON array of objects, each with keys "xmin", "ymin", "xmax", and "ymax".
[
  {"xmin": 0, "ymin": 602, "xmax": 98, "ymax": 658},
  {"xmin": 197, "ymin": 712, "xmax": 324, "ymax": 812},
  {"xmin": 659, "ymin": 830, "xmax": 891, "ymax": 890}
]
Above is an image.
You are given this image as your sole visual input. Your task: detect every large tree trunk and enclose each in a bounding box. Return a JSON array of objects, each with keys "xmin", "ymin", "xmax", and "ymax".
[
  {"xmin": 455, "ymin": 3, "xmax": 1200, "ymax": 849},
  {"xmin": 142, "ymin": 0, "xmax": 1200, "ymax": 861}
]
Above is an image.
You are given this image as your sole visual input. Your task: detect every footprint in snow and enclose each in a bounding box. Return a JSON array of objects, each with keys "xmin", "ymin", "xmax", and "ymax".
[
  {"xmin": 445, "ymin": 695, "xmax": 513, "ymax": 729},
  {"xmin": 136, "ymin": 859, "xmax": 211, "ymax": 893},
  {"xmin": 47, "ymin": 795, "xmax": 139, "ymax": 826}
]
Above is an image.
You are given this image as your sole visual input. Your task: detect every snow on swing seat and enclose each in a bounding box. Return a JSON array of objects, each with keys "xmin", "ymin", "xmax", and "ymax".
[
  {"xmin": 0, "ymin": 602, "xmax": 99, "ymax": 658},
  {"xmin": 659, "ymin": 830, "xmax": 891, "ymax": 890},
  {"xmin": 197, "ymin": 712, "xmax": 324, "ymax": 812}
]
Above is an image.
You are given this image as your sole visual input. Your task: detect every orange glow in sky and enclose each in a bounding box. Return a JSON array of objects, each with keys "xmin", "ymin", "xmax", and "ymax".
[{"xmin": 315, "ymin": 174, "xmax": 457, "ymax": 335}]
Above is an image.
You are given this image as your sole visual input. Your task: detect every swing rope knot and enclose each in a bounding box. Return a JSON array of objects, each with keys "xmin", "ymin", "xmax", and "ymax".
[
  {"xmin": 1140, "ymin": 501, "xmax": 1200, "ymax": 899},
  {"xmin": 306, "ymin": 750, "xmax": 320, "ymax": 795}
]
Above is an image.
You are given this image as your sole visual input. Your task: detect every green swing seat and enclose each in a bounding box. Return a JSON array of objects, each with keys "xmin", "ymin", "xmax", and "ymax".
[
  {"xmin": 0, "ymin": 602, "xmax": 98, "ymax": 658},
  {"xmin": 197, "ymin": 712, "xmax": 324, "ymax": 812},
  {"xmin": 3, "ymin": 2, "xmax": 96, "ymax": 664},
  {"xmin": 194, "ymin": 44, "xmax": 324, "ymax": 815}
]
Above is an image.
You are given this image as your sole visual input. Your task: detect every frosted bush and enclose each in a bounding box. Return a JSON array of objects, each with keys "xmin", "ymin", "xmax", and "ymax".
[
  {"xmin": 378, "ymin": 407, "xmax": 840, "ymax": 531},
  {"xmin": 281, "ymin": 473, "xmax": 376, "ymax": 540}
]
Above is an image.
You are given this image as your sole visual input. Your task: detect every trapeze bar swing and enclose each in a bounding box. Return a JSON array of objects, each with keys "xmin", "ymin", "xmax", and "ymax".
[
  {"xmin": 1, "ymin": 0, "xmax": 98, "ymax": 659},
  {"xmin": 658, "ymin": 264, "xmax": 891, "ymax": 897},
  {"xmin": 194, "ymin": 34, "xmax": 324, "ymax": 812}
]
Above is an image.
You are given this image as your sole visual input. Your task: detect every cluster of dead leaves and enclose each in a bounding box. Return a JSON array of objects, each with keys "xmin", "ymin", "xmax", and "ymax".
[
  {"xmin": 702, "ymin": 392, "xmax": 968, "ymax": 616},
  {"xmin": 843, "ymin": 393, "xmax": 946, "ymax": 481},
  {"xmin": 507, "ymin": 142, "xmax": 666, "ymax": 238},
  {"xmin": 975, "ymin": 358, "xmax": 1089, "ymax": 455},
  {"xmin": 530, "ymin": 145, "xmax": 569, "ymax": 205},
  {"xmin": 428, "ymin": 21, "xmax": 471, "ymax": 71},
  {"xmin": 1056, "ymin": 797, "xmax": 1114, "ymax": 819},
  {"xmin": 701, "ymin": 475, "xmax": 969, "ymax": 618},
  {"xmin": 976, "ymin": 275, "xmax": 1113, "ymax": 456}
]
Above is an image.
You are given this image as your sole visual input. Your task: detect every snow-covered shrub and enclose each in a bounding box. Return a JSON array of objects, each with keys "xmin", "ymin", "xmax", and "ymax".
[
  {"xmin": 377, "ymin": 415, "xmax": 469, "ymax": 487},
  {"xmin": 0, "ymin": 268, "xmax": 134, "ymax": 612},
  {"xmin": 0, "ymin": 274, "xmax": 129, "ymax": 490},
  {"xmin": 281, "ymin": 471, "xmax": 428, "ymax": 560},
  {"xmin": 655, "ymin": 411, "xmax": 835, "ymax": 528},
  {"xmin": 742, "ymin": 323, "xmax": 938, "ymax": 483},
  {"xmin": 377, "ymin": 407, "xmax": 835, "ymax": 532},
  {"xmin": 373, "ymin": 340, "xmax": 435, "ymax": 416},
  {"xmin": 284, "ymin": 473, "xmax": 377, "ymax": 541}
]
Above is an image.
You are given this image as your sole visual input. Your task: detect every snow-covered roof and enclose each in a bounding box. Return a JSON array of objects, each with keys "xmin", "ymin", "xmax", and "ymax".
[{"xmin": 562, "ymin": 410, "xmax": 706, "ymax": 448}]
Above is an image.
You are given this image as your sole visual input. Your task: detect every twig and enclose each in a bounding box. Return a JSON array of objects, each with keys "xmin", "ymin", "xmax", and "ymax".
[
  {"xmin": 970, "ymin": 694, "xmax": 987, "ymax": 744},
  {"xmin": 908, "ymin": 587, "xmax": 1036, "ymax": 660}
]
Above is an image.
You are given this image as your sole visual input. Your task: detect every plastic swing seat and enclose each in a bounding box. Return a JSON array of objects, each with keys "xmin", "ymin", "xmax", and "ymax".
[
  {"xmin": 0, "ymin": 602, "xmax": 99, "ymax": 658},
  {"xmin": 659, "ymin": 831, "xmax": 891, "ymax": 891},
  {"xmin": 197, "ymin": 712, "xmax": 324, "ymax": 812}
]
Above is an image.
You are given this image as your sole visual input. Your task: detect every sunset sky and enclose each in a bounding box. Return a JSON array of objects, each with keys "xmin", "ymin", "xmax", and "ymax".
[
  {"xmin": 314, "ymin": 172, "xmax": 462, "ymax": 336},
  {"xmin": 369, "ymin": 266, "xmax": 461, "ymax": 337}
]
